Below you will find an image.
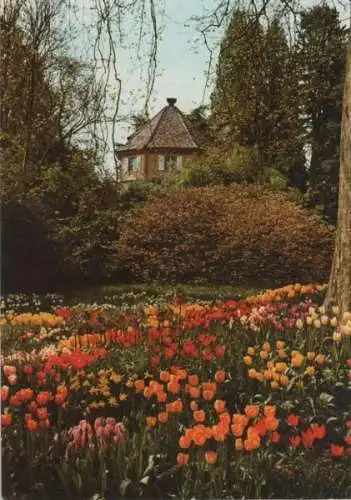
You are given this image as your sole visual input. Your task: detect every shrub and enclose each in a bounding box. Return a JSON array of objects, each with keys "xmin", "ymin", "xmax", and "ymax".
[{"xmin": 117, "ymin": 185, "xmax": 334, "ymax": 286}]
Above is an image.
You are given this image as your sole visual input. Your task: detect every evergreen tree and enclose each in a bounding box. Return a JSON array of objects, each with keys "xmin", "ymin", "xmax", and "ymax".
[
  {"xmin": 211, "ymin": 11, "xmax": 306, "ymax": 189},
  {"xmin": 296, "ymin": 5, "xmax": 348, "ymax": 222}
]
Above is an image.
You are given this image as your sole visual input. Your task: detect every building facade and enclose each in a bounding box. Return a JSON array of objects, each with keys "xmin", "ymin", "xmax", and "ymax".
[{"xmin": 115, "ymin": 98, "xmax": 201, "ymax": 183}]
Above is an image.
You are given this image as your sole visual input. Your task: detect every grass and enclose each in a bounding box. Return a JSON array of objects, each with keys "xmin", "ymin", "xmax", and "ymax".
[{"xmin": 62, "ymin": 283, "xmax": 266, "ymax": 305}]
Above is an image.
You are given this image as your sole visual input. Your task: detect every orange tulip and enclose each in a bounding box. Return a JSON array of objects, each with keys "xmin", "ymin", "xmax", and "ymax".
[
  {"xmin": 219, "ymin": 412, "xmax": 231, "ymax": 426},
  {"xmin": 36, "ymin": 407, "xmax": 48, "ymax": 421},
  {"xmin": 146, "ymin": 416, "xmax": 157, "ymax": 427},
  {"xmin": 192, "ymin": 427, "xmax": 207, "ymax": 446},
  {"xmin": 212, "ymin": 424, "xmax": 226, "ymax": 442},
  {"xmin": 202, "ymin": 382, "xmax": 216, "ymax": 392},
  {"xmin": 160, "ymin": 371, "xmax": 170, "ymax": 382},
  {"xmin": 231, "ymin": 424, "xmax": 244, "ymax": 437},
  {"xmin": 232, "ymin": 414, "xmax": 249, "ymax": 427},
  {"xmin": 176, "ymin": 369, "xmax": 187, "ymax": 380},
  {"xmin": 184, "ymin": 428, "xmax": 194, "ymax": 440},
  {"xmin": 188, "ymin": 374, "xmax": 199, "ymax": 386},
  {"xmin": 134, "ymin": 380, "xmax": 145, "ymax": 393},
  {"xmin": 143, "ymin": 387, "xmax": 152, "ymax": 399},
  {"xmin": 189, "ymin": 386, "xmax": 201, "ymax": 399},
  {"xmin": 172, "ymin": 399, "xmax": 183, "ymax": 413},
  {"xmin": 205, "ymin": 451, "xmax": 217, "ymax": 464},
  {"xmin": 289, "ymin": 435, "xmax": 301, "ymax": 447},
  {"xmin": 330, "ymin": 444, "xmax": 344, "ymax": 457},
  {"xmin": 214, "ymin": 370, "xmax": 226, "ymax": 383},
  {"xmin": 214, "ymin": 399, "xmax": 226, "ymax": 414},
  {"xmin": 247, "ymin": 426, "xmax": 260, "ymax": 439},
  {"xmin": 205, "ymin": 427, "xmax": 213, "ymax": 439},
  {"xmin": 26, "ymin": 419, "xmax": 38, "ymax": 431},
  {"xmin": 177, "ymin": 452, "xmax": 189, "ymax": 465},
  {"xmin": 203, "ymin": 390, "xmax": 215, "ymax": 401},
  {"xmin": 244, "ymin": 405, "xmax": 259, "ymax": 419},
  {"xmin": 157, "ymin": 391, "xmax": 167, "ymax": 403},
  {"xmin": 1, "ymin": 413, "xmax": 12, "ymax": 427},
  {"xmin": 264, "ymin": 417, "xmax": 279, "ymax": 432},
  {"xmin": 311, "ymin": 424, "xmax": 326, "ymax": 440},
  {"xmin": 167, "ymin": 382, "xmax": 180, "ymax": 394},
  {"xmin": 193, "ymin": 410, "xmax": 206, "ymax": 423},
  {"xmin": 264, "ymin": 406, "xmax": 276, "ymax": 418},
  {"xmin": 244, "ymin": 436, "xmax": 260, "ymax": 451},
  {"xmin": 158, "ymin": 412, "xmax": 169, "ymax": 424},
  {"xmin": 36, "ymin": 391, "xmax": 53, "ymax": 406},
  {"xmin": 179, "ymin": 435, "xmax": 192, "ymax": 449}
]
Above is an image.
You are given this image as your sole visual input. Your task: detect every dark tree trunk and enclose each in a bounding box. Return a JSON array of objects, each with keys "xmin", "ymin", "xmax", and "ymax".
[{"xmin": 324, "ymin": 26, "xmax": 351, "ymax": 316}]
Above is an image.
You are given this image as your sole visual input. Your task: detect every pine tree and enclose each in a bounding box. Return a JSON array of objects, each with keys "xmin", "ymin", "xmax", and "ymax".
[
  {"xmin": 211, "ymin": 11, "xmax": 306, "ymax": 189},
  {"xmin": 296, "ymin": 5, "xmax": 348, "ymax": 223}
]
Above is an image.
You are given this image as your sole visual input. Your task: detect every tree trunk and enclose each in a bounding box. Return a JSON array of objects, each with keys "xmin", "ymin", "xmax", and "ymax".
[{"xmin": 324, "ymin": 26, "xmax": 351, "ymax": 316}]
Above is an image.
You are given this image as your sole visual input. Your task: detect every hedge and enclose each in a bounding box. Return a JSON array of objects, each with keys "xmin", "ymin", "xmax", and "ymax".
[{"xmin": 117, "ymin": 185, "xmax": 334, "ymax": 286}]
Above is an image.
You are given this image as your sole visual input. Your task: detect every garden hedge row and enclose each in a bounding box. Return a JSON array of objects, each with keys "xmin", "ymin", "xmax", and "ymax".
[{"xmin": 117, "ymin": 185, "xmax": 334, "ymax": 286}]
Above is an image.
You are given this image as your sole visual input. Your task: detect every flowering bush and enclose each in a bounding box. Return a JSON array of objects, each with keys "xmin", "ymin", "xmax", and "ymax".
[
  {"xmin": 117, "ymin": 185, "xmax": 334, "ymax": 285},
  {"xmin": 1, "ymin": 285, "xmax": 350, "ymax": 499}
]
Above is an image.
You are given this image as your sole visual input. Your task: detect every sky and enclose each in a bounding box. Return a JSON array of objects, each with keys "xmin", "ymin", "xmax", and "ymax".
[{"xmin": 115, "ymin": 0, "xmax": 223, "ymax": 143}]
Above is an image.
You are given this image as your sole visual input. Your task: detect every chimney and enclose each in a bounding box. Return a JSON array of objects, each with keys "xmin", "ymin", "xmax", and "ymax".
[{"xmin": 167, "ymin": 97, "xmax": 177, "ymax": 106}]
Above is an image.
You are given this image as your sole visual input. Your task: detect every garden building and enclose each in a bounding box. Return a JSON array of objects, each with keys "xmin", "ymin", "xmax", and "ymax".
[{"xmin": 115, "ymin": 97, "xmax": 201, "ymax": 183}]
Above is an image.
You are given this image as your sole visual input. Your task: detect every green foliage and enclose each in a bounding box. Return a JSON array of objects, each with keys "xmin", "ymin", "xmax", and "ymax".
[
  {"xmin": 117, "ymin": 185, "xmax": 334, "ymax": 286},
  {"xmin": 181, "ymin": 144, "xmax": 262, "ymax": 187},
  {"xmin": 296, "ymin": 5, "xmax": 347, "ymax": 224},
  {"xmin": 211, "ymin": 12, "xmax": 306, "ymax": 190}
]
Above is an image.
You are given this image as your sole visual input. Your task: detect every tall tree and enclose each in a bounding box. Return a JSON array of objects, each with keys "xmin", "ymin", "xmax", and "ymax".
[
  {"xmin": 297, "ymin": 5, "xmax": 347, "ymax": 223},
  {"xmin": 211, "ymin": 11, "xmax": 306, "ymax": 188}
]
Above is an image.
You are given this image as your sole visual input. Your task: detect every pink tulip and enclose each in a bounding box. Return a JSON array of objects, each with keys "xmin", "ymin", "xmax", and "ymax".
[
  {"xmin": 105, "ymin": 423, "xmax": 114, "ymax": 435},
  {"xmin": 94, "ymin": 417, "xmax": 104, "ymax": 429},
  {"xmin": 96, "ymin": 426, "xmax": 105, "ymax": 438}
]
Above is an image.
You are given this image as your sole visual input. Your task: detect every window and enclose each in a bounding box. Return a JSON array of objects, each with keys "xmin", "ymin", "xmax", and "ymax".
[
  {"xmin": 158, "ymin": 155, "xmax": 182, "ymax": 171},
  {"xmin": 127, "ymin": 156, "xmax": 140, "ymax": 173}
]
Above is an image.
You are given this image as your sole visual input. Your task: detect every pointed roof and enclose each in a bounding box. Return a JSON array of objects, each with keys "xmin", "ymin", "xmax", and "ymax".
[{"xmin": 116, "ymin": 98, "xmax": 200, "ymax": 153}]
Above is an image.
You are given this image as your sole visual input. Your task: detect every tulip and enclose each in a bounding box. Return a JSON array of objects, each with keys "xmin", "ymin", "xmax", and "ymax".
[
  {"xmin": 235, "ymin": 438, "xmax": 244, "ymax": 450},
  {"xmin": 8, "ymin": 374, "xmax": 17, "ymax": 386},
  {"xmin": 214, "ymin": 370, "xmax": 226, "ymax": 383},
  {"xmin": 26, "ymin": 419, "xmax": 38, "ymax": 431},
  {"xmin": 146, "ymin": 416, "xmax": 157, "ymax": 427},
  {"xmin": 333, "ymin": 331, "xmax": 342, "ymax": 343},
  {"xmin": 295, "ymin": 319, "xmax": 303, "ymax": 329},
  {"xmin": 330, "ymin": 317, "xmax": 338, "ymax": 327},
  {"xmin": 158, "ymin": 412, "xmax": 168, "ymax": 424},
  {"xmin": 1, "ymin": 385, "xmax": 9, "ymax": 402},
  {"xmin": 204, "ymin": 451, "xmax": 217, "ymax": 464},
  {"xmin": 244, "ymin": 405, "xmax": 259, "ymax": 418},
  {"xmin": 3, "ymin": 365, "xmax": 16, "ymax": 378},
  {"xmin": 177, "ymin": 453, "xmax": 189, "ymax": 465},
  {"xmin": 193, "ymin": 410, "xmax": 206, "ymax": 423},
  {"xmin": 1, "ymin": 413, "xmax": 12, "ymax": 427},
  {"xmin": 330, "ymin": 444, "xmax": 344, "ymax": 457}
]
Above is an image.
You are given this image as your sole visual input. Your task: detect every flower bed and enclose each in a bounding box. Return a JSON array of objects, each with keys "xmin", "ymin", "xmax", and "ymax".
[{"xmin": 1, "ymin": 283, "xmax": 350, "ymax": 499}]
